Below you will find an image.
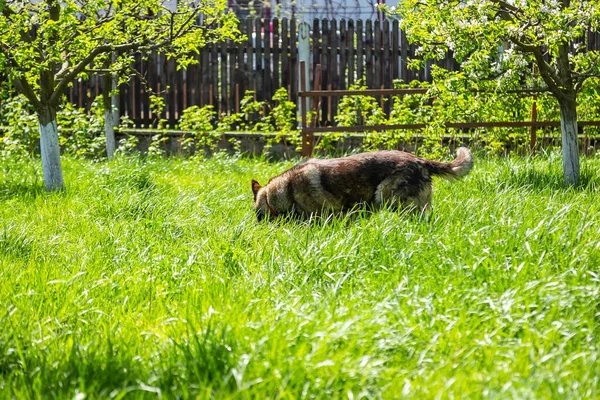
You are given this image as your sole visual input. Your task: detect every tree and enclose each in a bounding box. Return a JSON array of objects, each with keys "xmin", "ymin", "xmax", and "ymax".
[
  {"xmin": 393, "ymin": 0, "xmax": 600, "ymax": 185},
  {"xmin": 0, "ymin": 0, "xmax": 239, "ymax": 191}
]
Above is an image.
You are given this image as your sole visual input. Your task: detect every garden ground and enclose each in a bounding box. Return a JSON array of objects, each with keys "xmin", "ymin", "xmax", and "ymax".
[{"xmin": 0, "ymin": 152, "xmax": 599, "ymax": 398}]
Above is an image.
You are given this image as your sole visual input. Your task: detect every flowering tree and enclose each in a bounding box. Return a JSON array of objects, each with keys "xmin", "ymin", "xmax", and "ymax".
[
  {"xmin": 394, "ymin": 0, "xmax": 600, "ymax": 185},
  {"xmin": 0, "ymin": 0, "xmax": 239, "ymax": 191}
]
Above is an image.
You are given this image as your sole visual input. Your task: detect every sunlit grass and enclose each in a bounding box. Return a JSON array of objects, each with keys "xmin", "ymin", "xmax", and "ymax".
[{"xmin": 0, "ymin": 151, "xmax": 599, "ymax": 398}]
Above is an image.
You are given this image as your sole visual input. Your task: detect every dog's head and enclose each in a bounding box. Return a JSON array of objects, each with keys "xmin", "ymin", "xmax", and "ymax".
[{"xmin": 251, "ymin": 180, "xmax": 278, "ymax": 221}]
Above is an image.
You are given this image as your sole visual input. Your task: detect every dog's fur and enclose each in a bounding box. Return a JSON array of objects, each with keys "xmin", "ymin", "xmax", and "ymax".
[{"xmin": 251, "ymin": 147, "xmax": 473, "ymax": 221}]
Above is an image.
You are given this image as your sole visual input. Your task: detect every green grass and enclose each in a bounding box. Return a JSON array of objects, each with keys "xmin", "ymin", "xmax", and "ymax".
[{"xmin": 0, "ymin": 151, "xmax": 599, "ymax": 399}]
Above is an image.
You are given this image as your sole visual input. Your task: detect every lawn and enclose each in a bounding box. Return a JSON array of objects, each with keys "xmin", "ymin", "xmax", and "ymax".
[{"xmin": 0, "ymin": 151, "xmax": 599, "ymax": 399}]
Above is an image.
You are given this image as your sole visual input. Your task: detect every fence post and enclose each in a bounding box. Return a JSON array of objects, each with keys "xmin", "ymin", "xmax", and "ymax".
[
  {"xmin": 530, "ymin": 96, "xmax": 537, "ymax": 154},
  {"xmin": 300, "ymin": 61, "xmax": 313, "ymax": 157},
  {"xmin": 298, "ymin": 21, "xmax": 311, "ymax": 125}
]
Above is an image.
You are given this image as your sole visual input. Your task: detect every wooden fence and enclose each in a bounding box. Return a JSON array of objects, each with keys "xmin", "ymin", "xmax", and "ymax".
[
  {"xmin": 66, "ymin": 17, "xmax": 462, "ymax": 128},
  {"xmin": 66, "ymin": 18, "xmax": 600, "ymax": 129}
]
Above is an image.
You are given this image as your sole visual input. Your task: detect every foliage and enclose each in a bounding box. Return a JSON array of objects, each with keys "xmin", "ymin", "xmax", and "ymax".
[
  {"xmin": 3, "ymin": 78, "xmax": 600, "ymax": 159},
  {"xmin": 178, "ymin": 105, "xmax": 220, "ymax": 153},
  {"xmin": 0, "ymin": 0, "xmax": 241, "ymax": 190},
  {"xmin": 390, "ymin": 0, "xmax": 600, "ymax": 183},
  {"xmin": 391, "ymin": 0, "xmax": 600, "ymax": 94},
  {"xmin": 1, "ymin": 154, "xmax": 600, "ymax": 397},
  {"xmin": 0, "ymin": 95, "xmax": 38, "ymax": 158},
  {"xmin": 57, "ymin": 99, "xmax": 106, "ymax": 158},
  {"xmin": 332, "ymin": 76, "xmax": 600, "ymax": 156},
  {"xmin": 0, "ymin": 94, "xmax": 105, "ymax": 159},
  {"xmin": 0, "ymin": 0, "xmax": 240, "ymax": 108},
  {"xmin": 261, "ymin": 88, "xmax": 301, "ymax": 155}
]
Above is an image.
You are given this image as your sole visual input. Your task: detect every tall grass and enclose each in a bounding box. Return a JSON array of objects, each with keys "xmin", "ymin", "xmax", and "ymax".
[{"xmin": 0, "ymin": 151, "xmax": 599, "ymax": 398}]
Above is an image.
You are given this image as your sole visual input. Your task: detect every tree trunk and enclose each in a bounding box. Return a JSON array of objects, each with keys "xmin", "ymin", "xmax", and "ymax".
[
  {"xmin": 558, "ymin": 97, "xmax": 580, "ymax": 186},
  {"xmin": 104, "ymin": 96, "xmax": 118, "ymax": 159},
  {"xmin": 38, "ymin": 105, "xmax": 65, "ymax": 191},
  {"xmin": 103, "ymin": 56, "xmax": 119, "ymax": 159}
]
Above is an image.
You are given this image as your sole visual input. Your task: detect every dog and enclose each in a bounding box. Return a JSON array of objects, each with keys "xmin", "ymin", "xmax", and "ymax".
[{"xmin": 251, "ymin": 147, "xmax": 473, "ymax": 221}]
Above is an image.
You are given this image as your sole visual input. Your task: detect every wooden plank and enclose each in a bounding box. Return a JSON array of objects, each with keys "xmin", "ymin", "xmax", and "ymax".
[
  {"xmin": 210, "ymin": 41, "xmax": 218, "ymax": 108},
  {"xmin": 302, "ymin": 120, "xmax": 591, "ymax": 134},
  {"xmin": 299, "ymin": 88, "xmax": 428, "ymax": 96},
  {"xmin": 392, "ymin": 20, "xmax": 400, "ymax": 83},
  {"xmin": 135, "ymin": 55, "xmax": 143, "ymax": 124},
  {"xmin": 383, "ymin": 19, "xmax": 391, "ymax": 89},
  {"xmin": 200, "ymin": 45, "xmax": 209, "ymax": 107},
  {"xmin": 244, "ymin": 18, "xmax": 254, "ymax": 102},
  {"xmin": 339, "ymin": 19, "xmax": 347, "ymax": 91},
  {"xmin": 530, "ymin": 98, "xmax": 538, "ymax": 152},
  {"xmin": 281, "ymin": 18, "xmax": 289, "ymax": 94},
  {"xmin": 220, "ymin": 36, "xmax": 228, "ymax": 115},
  {"xmin": 329, "ymin": 18, "xmax": 338, "ymax": 121},
  {"xmin": 264, "ymin": 17, "xmax": 272, "ymax": 102},
  {"xmin": 254, "ymin": 18, "xmax": 263, "ymax": 101},
  {"xmin": 312, "ymin": 64, "xmax": 322, "ymax": 129},
  {"xmin": 365, "ymin": 19, "xmax": 374, "ymax": 88},
  {"xmin": 228, "ymin": 38, "xmax": 236, "ymax": 116},
  {"xmin": 119, "ymin": 79, "xmax": 127, "ymax": 124},
  {"xmin": 234, "ymin": 22, "xmax": 245, "ymax": 106},
  {"xmin": 320, "ymin": 19, "xmax": 329, "ymax": 125},
  {"xmin": 167, "ymin": 57, "xmax": 177, "ymax": 127},
  {"xmin": 176, "ymin": 59, "xmax": 184, "ymax": 120},
  {"xmin": 290, "ymin": 18, "xmax": 297, "ymax": 100},
  {"xmin": 357, "ymin": 19, "xmax": 363, "ymax": 84},
  {"xmin": 373, "ymin": 19, "xmax": 382, "ymax": 91},
  {"xmin": 312, "ymin": 19, "xmax": 321, "ymax": 80},
  {"xmin": 160, "ymin": 54, "xmax": 168, "ymax": 124},
  {"xmin": 188, "ymin": 56, "xmax": 198, "ymax": 109},
  {"xmin": 300, "ymin": 61, "xmax": 313, "ymax": 156},
  {"xmin": 400, "ymin": 28, "xmax": 409, "ymax": 83},
  {"xmin": 142, "ymin": 54, "xmax": 153, "ymax": 127},
  {"xmin": 347, "ymin": 19, "xmax": 355, "ymax": 87},
  {"xmin": 272, "ymin": 18, "xmax": 280, "ymax": 93},
  {"xmin": 126, "ymin": 57, "xmax": 135, "ymax": 122}
]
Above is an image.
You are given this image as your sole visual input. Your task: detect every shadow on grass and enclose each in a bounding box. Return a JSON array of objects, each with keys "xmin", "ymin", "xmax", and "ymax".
[{"xmin": 0, "ymin": 181, "xmax": 46, "ymax": 201}]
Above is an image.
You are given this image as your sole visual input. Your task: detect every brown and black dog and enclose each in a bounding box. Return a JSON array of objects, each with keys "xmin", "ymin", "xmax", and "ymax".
[{"xmin": 251, "ymin": 147, "xmax": 473, "ymax": 221}]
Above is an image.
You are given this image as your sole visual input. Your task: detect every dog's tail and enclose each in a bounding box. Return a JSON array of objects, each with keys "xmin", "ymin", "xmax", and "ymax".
[{"xmin": 421, "ymin": 147, "xmax": 473, "ymax": 180}]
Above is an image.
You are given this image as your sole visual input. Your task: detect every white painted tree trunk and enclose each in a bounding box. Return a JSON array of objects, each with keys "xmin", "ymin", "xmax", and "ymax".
[
  {"xmin": 558, "ymin": 99, "xmax": 580, "ymax": 186},
  {"xmin": 298, "ymin": 21, "xmax": 311, "ymax": 120},
  {"xmin": 104, "ymin": 55, "xmax": 119, "ymax": 159},
  {"xmin": 38, "ymin": 107, "xmax": 65, "ymax": 191},
  {"xmin": 104, "ymin": 91, "xmax": 119, "ymax": 159}
]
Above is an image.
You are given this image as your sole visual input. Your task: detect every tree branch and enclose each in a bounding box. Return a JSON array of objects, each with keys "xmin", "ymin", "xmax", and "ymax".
[
  {"xmin": 0, "ymin": 45, "xmax": 41, "ymax": 107},
  {"xmin": 49, "ymin": 6, "xmax": 202, "ymax": 106}
]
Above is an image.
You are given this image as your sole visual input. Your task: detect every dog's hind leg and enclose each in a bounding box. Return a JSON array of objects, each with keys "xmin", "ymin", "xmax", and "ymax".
[{"xmin": 375, "ymin": 173, "xmax": 432, "ymax": 213}]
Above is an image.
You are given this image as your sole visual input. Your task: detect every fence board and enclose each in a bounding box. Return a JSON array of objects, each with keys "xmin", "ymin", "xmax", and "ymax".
[
  {"xmin": 312, "ymin": 18, "xmax": 321, "ymax": 85},
  {"xmin": 254, "ymin": 18, "xmax": 263, "ymax": 100},
  {"xmin": 383, "ymin": 19, "xmax": 391, "ymax": 89},
  {"xmin": 264, "ymin": 18, "xmax": 272, "ymax": 102},
  {"xmin": 347, "ymin": 19, "xmax": 355, "ymax": 87},
  {"xmin": 167, "ymin": 57, "xmax": 176, "ymax": 127},
  {"xmin": 330, "ymin": 19, "xmax": 338, "ymax": 119},
  {"xmin": 339, "ymin": 19, "xmax": 347, "ymax": 91},
  {"xmin": 281, "ymin": 18, "xmax": 289, "ymax": 94},
  {"xmin": 272, "ymin": 18, "xmax": 280, "ymax": 93},
  {"xmin": 365, "ymin": 20, "xmax": 374, "ymax": 88},
  {"xmin": 374, "ymin": 20, "xmax": 381, "ymax": 90},
  {"xmin": 289, "ymin": 18, "xmax": 298, "ymax": 100},
  {"xmin": 220, "ymin": 38, "xmax": 227, "ymax": 115}
]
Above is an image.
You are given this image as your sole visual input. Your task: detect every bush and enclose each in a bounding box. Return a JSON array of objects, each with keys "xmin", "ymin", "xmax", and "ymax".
[{"xmin": 0, "ymin": 95, "xmax": 105, "ymax": 160}]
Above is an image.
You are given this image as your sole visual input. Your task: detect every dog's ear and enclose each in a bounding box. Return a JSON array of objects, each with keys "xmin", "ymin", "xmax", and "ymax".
[{"xmin": 251, "ymin": 179, "xmax": 262, "ymax": 201}]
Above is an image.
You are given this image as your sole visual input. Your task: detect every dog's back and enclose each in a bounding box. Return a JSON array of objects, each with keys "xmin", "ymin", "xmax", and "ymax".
[{"xmin": 252, "ymin": 148, "xmax": 473, "ymax": 220}]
